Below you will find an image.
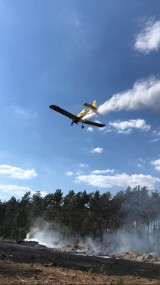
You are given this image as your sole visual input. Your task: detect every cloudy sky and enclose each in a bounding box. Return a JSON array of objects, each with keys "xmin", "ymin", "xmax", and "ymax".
[{"xmin": 0, "ymin": 0, "xmax": 160, "ymax": 200}]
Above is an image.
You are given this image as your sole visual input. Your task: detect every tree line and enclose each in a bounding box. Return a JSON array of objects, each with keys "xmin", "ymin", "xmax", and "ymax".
[{"xmin": 0, "ymin": 186, "xmax": 160, "ymax": 243}]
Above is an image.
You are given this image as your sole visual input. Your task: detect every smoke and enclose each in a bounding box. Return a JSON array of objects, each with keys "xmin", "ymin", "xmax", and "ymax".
[
  {"xmin": 99, "ymin": 77, "xmax": 160, "ymax": 114},
  {"xmin": 83, "ymin": 77, "xmax": 160, "ymax": 121},
  {"xmin": 25, "ymin": 219, "xmax": 71, "ymax": 248},
  {"xmin": 25, "ymin": 219, "xmax": 160, "ymax": 255},
  {"xmin": 103, "ymin": 230, "xmax": 158, "ymax": 255},
  {"xmin": 83, "ymin": 229, "xmax": 159, "ymax": 255}
]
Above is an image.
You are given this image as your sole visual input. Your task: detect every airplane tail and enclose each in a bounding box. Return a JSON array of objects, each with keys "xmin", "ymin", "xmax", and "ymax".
[{"xmin": 84, "ymin": 100, "xmax": 97, "ymax": 110}]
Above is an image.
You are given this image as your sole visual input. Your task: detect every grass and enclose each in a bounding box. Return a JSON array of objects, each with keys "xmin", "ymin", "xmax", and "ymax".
[{"xmin": 115, "ymin": 278, "xmax": 124, "ymax": 285}]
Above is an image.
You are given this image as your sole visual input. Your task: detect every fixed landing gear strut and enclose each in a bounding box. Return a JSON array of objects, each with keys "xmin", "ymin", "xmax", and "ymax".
[{"xmin": 71, "ymin": 121, "xmax": 84, "ymax": 128}]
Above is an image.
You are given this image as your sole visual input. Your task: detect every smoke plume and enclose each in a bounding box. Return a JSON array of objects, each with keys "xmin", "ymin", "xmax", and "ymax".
[
  {"xmin": 98, "ymin": 77, "xmax": 160, "ymax": 115},
  {"xmin": 25, "ymin": 219, "xmax": 160, "ymax": 255},
  {"xmin": 83, "ymin": 77, "xmax": 160, "ymax": 121},
  {"xmin": 25, "ymin": 219, "xmax": 70, "ymax": 248}
]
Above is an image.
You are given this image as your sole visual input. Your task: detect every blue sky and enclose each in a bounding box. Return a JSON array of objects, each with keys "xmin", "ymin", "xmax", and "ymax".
[{"xmin": 0, "ymin": 0, "xmax": 160, "ymax": 201}]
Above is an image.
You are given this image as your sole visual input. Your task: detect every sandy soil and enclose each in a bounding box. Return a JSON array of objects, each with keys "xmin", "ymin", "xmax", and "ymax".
[{"xmin": 0, "ymin": 241, "xmax": 160, "ymax": 285}]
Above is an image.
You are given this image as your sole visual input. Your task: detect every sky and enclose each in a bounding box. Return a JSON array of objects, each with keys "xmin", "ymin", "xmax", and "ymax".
[{"xmin": 0, "ymin": 0, "xmax": 160, "ymax": 201}]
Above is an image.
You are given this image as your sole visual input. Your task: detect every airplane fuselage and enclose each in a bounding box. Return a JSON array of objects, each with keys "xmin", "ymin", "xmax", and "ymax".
[
  {"xmin": 71, "ymin": 108, "xmax": 91, "ymax": 125},
  {"xmin": 77, "ymin": 108, "xmax": 91, "ymax": 118}
]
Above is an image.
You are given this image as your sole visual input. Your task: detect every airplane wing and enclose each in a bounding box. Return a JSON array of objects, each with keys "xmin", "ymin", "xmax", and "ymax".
[
  {"xmin": 84, "ymin": 120, "xmax": 106, "ymax": 128},
  {"xmin": 49, "ymin": 105, "xmax": 78, "ymax": 121}
]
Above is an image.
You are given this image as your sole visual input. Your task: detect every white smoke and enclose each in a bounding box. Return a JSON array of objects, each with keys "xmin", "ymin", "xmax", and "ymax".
[
  {"xmin": 83, "ymin": 77, "xmax": 160, "ymax": 121},
  {"xmin": 103, "ymin": 230, "xmax": 158, "ymax": 255},
  {"xmin": 25, "ymin": 220, "xmax": 71, "ymax": 248},
  {"xmin": 25, "ymin": 219, "xmax": 160, "ymax": 255},
  {"xmin": 98, "ymin": 77, "xmax": 160, "ymax": 115}
]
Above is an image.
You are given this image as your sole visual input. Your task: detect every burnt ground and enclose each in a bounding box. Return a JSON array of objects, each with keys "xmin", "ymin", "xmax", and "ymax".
[{"xmin": 0, "ymin": 241, "xmax": 160, "ymax": 284}]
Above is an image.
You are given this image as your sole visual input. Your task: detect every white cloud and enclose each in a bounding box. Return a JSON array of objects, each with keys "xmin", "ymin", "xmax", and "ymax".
[
  {"xmin": 92, "ymin": 169, "xmax": 115, "ymax": 174},
  {"xmin": 150, "ymin": 129, "xmax": 160, "ymax": 142},
  {"xmin": 75, "ymin": 170, "xmax": 83, "ymax": 176},
  {"xmin": 91, "ymin": 147, "xmax": 103, "ymax": 154},
  {"xmin": 15, "ymin": 107, "xmax": 32, "ymax": 118},
  {"xmin": 0, "ymin": 165, "xmax": 37, "ymax": 179},
  {"xmin": 134, "ymin": 19, "xmax": 160, "ymax": 54},
  {"xmin": 0, "ymin": 184, "xmax": 47, "ymax": 199},
  {"xmin": 109, "ymin": 119, "xmax": 150, "ymax": 134},
  {"xmin": 97, "ymin": 77, "xmax": 160, "ymax": 115},
  {"xmin": 75, "ymin": 173, "xmax": 160, "ymax": 190},
  {"xmin": 79, "ymin": 163, "xmax": 88, "ymax": 168},
  {"xmin": 0, "ymin": 184, "xmax": 34, "ymax": 197},
  {"xmin": 87, "ymin": 127, "xmax": 94, "ymax": 132},
  {"xmin": 137, "ymin": 158, "xmax": 146, "ymax": 168},
  {"xmin": 65, "ymin": 171, "xmax": 73, "ymax": 176},
  {"xmin": 13, "ymin": 105, "xmax": 37, "ymax": 119},
  {"xmin": 150, "ymin": 159, "xmax": 160, "ymax": 172}
]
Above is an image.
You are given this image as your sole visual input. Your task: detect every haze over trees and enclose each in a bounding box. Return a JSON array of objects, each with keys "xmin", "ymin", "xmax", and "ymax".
[{"xmin": 0, "ymin": 186, "xmax": 160, "ymax": 247}]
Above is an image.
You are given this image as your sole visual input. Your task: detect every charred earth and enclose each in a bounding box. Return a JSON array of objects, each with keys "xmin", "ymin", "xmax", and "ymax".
[{"xmin": 1, "ymin": 240, "xmax": 160, "ymax": 284}]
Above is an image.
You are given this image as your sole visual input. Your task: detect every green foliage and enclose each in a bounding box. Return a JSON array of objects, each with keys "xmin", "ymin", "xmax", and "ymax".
[
  {"xmin": 88, "ymin": 267, "xmax": 93, "ymax": 273},
  {"xmin": 99, "ymin": 263, "xmax": 107, "ymax": 274},
  {"xmin": 0, "ymin": 186, "xmax": 160, "ymax": 243}
]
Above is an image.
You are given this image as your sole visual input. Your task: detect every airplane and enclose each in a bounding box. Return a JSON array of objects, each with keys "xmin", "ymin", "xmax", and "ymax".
[{"xmin": 49, "ymin": 100, "xmax": 105, "ymax": 128}]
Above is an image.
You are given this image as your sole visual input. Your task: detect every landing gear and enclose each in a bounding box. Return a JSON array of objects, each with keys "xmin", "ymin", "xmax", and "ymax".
[{"xmin": 71, "ymin": 121, "xmax": 84, "ymax": 128}]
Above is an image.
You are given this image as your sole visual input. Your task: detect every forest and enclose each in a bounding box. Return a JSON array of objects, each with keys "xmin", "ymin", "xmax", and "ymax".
[{"xmin": 0, "ymin": 186, "xmax": 160, "ymax": 247}]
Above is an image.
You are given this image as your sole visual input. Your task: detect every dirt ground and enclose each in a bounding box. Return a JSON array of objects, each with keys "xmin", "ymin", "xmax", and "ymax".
[{"xmin": 1, "ymin": 241, "xmax": 160, "ymax": 285}]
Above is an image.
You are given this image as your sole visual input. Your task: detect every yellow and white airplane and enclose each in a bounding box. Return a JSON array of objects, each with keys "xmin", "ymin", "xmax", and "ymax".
[{"xmin": 49, "ymin": 100, "xmax": 105, "ymax": 128}]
